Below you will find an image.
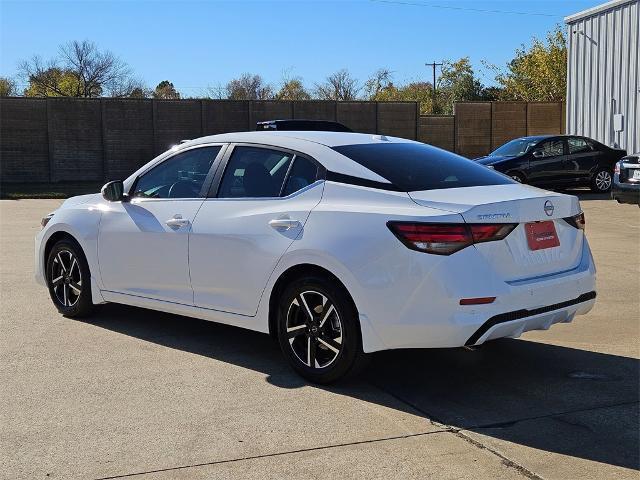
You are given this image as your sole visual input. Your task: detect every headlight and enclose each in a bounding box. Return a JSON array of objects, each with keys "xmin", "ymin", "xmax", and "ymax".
[{"xmin": 41, "ymin": 212, "xmax": 55, "ymax": 229}]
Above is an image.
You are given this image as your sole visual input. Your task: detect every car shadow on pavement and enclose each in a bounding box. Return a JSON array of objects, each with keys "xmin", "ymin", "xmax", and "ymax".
[
  {"xmin": 86, "ymin": 303, "xmax": 639, "ymax": 472},
  {"xmin": 563, "ymin": 189, "xmax": 611, "ymax": 201}
]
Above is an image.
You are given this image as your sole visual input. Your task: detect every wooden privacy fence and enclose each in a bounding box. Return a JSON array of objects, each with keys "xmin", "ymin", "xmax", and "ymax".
[{"xmin": 0, "ymin": 98, "xmax": 564, "ymax": 184}]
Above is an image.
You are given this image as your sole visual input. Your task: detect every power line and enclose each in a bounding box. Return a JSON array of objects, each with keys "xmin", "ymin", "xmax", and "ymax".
[{"xmin": 370, "ymin": 0, "xmax": 560, "ymax": 17}]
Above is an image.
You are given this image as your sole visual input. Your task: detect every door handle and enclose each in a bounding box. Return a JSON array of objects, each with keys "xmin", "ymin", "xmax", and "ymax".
[
  {"xmin": 165, "ymin": 214, "xmax": 190, "ymax": 228},
  {"xmin": 269, "ymin": 218, "xmax": 301, "ymax": 230}
]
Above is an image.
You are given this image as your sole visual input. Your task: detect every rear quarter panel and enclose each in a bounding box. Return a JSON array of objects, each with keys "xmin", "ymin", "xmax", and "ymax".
[{"xmin": 257, "ymin": 181, "xmax": 464, "ymax": 352}]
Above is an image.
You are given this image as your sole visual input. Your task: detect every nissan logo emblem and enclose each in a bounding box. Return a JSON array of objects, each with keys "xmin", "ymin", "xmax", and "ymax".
[{"xmin": 544, "ymin": 200, "xmax": 555, "ymax": 216}]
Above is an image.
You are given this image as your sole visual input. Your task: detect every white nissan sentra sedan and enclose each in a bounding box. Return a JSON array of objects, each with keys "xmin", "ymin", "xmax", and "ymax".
[{"xmin": 35, "ymin": 130, "xmax": 597, "ymax": 383}]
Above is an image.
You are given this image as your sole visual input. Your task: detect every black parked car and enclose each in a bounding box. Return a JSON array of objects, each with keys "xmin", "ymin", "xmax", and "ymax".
[
  {"xmin": 612, "ymin": 154, "xmax": 640, "ymax": 205},
  {"xmin": 475, "ymin": 135, "xmax": 626, "ymax": 192}
]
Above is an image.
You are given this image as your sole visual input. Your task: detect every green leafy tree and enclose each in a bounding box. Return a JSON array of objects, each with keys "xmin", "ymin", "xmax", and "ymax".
[
  {"xmin": 436, "ymin": 57, "xmax": 485, "ymax": 114},
  {"xmin": 226, "ymin": 73, "xmax": 273, "ymax": 100},
  {"xmin": 153, "ymin": 80, "xmax": 180, "ymax": 99},
  {"xmin": 491, "ymin": 26, "xmax": 567, "ymax": 101},
  {"xmin": 276, "ymin": 77, "xmax": 311, "ymax": 100},
  {"xmin": 23, "ymin": 67, "xmax": 85, "ymax": 97},
  {"xmin": 0, "ymin": 77, "xmax": 18, "ymax": 96}
]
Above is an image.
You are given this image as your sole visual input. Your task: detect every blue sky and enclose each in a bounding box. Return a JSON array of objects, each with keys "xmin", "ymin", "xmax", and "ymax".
[{"xmin": 0, "ymin": 0, "xmax": 601, "ymax": 96}]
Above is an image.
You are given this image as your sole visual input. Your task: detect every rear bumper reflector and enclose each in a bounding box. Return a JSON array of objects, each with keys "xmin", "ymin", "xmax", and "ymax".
[
  {"xmin": 460, "ymin": 297, "xmax": 496, "ymax": 305},
  {"xmin": 464, "ymin": 291, "xmax": 597, "ymax": 346}
]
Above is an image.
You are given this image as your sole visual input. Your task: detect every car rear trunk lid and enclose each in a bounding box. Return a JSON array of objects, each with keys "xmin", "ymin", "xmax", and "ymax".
[{"xmin": 408, "ymin": 184, "xmax": 584, "ymax": 281}]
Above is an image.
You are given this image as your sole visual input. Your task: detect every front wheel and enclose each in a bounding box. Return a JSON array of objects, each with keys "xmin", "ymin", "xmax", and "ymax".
[
  {"xmin": 46, "ymin": 239, "xmax": 94, "ymax": 317},
  {"xmin": 277, "ymin": 275, "xmax": 366, "ymax": 384},
  {"xmin": 591, "ymin": 168, "xmax": 613, "ymax": 193},
  {"xmin": 508, "ymin": 172, "xmax": 525, "ymax": 183}
]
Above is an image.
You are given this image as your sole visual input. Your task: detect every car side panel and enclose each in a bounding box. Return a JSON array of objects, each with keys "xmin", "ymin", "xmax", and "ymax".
[
  {"xmin": 491, "ymin": 157, "xmax": 529, "ymax": 180},
  {"xmin": 252, "ymin": 181, "xmax": 464, "ymax": 353},
  {"xmin": 189, "ymin": 182, "xmax": 324, "ymax": 316}
]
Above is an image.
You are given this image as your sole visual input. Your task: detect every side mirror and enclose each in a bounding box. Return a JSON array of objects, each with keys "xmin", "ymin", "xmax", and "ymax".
[
  {"xmin": 532, "ymin": 149, "xmax": 544, "ymax": 159},
  {"xmin": 101, "ymin": 180, "xmax": 125, "ymax": 202}
]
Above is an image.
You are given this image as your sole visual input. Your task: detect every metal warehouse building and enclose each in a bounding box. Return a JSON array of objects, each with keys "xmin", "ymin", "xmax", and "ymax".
[{"xmin": 565, "ymin": 0, "xmax": 639, "ymax": 154}]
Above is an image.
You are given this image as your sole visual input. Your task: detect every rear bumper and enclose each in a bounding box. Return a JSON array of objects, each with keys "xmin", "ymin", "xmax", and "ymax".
[
  {"xmin": 464, "ymin": 291, "xmax": 595, "ymax": 346},
  {"xmin": 612, "ymin": 179, "xmax": 640, "ymax": 205},
  {"xmin": 362, "ymin": 237, "xmax": 596, "ymax": 352}
]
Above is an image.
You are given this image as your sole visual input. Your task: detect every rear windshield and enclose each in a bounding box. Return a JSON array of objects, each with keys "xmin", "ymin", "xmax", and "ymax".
[{"xmin": 332, "ymin": 142, "xmax": 514, "ymax": 192}]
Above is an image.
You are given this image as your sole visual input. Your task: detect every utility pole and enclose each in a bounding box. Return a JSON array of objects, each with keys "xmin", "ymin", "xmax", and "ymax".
[{"xmin": 425, "ymin": 61, "xmax": 442, "ymax": 114}]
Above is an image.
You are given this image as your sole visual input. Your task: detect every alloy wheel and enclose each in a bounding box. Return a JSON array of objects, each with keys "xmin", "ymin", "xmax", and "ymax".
[
  {"xmin": 286, "ymin": 290, "xmax": 343, "ymax": 369},
  {"xmin": 50, "ymin": 250, "xmax": 82, "ymax": 307},
  {"xmin": 595, "ymin": 170, "xmax": 612, "ymax": 191}
]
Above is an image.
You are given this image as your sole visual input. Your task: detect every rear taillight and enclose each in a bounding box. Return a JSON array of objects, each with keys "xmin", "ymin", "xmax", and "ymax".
[
  {"xmin": 387, "ymin": 222, "xmax": 517, "ymax": 255},
  {"xmin": 469, "ymin": 224, "xmax": 518, "ymax": 243},
  {"xmin": 563, "ymin": 212, "xmax": 585, "ymax": 230}
]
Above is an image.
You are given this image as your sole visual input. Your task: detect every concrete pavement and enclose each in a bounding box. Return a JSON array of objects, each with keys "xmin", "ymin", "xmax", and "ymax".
[{"xmin": 1, "ymin": 195, "xmax": 638, "ymax": 479}]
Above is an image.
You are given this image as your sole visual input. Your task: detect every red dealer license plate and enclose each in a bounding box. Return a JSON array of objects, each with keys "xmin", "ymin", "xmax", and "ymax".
[{"xmin": 525, "ymin": 221, "xmax": 560, "ymax": 251}]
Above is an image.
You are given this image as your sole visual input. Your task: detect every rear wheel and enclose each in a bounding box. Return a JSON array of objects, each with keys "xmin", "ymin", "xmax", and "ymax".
[
  {"xmin": 277, "ymin": 275, "xmax": 366, "ymax": 384},
  {"xmin": 46, "ymin": 239, "xmax": 94, "ymax": 317},
  {"xmin": 591, "ymin": 168, "xmax": 612, "ymax": 192}
]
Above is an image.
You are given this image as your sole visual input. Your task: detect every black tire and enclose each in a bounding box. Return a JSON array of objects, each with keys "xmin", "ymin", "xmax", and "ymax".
[
  {"xmin": 508, "ymin": 171, "xmax": 525, "ymax": 183},
  {"xmin": 591, "ymin": 167, "xmax": 613, "ymax": 193},
  {"xmin": 46, "ymin": 239, "xmax": 94, "ymax": 318},
  {"xmin": 277, "ymin": 275, "xmax": 367, "ymax": 384}
]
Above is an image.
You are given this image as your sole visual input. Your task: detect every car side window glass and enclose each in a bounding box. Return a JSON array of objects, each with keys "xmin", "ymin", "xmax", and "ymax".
[
  {"xmin": 568, "ymin": 138, "xmax": 592, "ymax": 154},
  {"xmin": 282, "ymin": 156, "xmax": 319, "ymax": 196},
  {"xmin": 536, "ymin": 140, "xmax": 564, "ymax": 158},
  {"xmin": 133, "ymin": 146, "xmax": 221, "ymax": 199},
  {"xmin": 218, "ymin": 146, "xmax": 293, "ymax": 198}
]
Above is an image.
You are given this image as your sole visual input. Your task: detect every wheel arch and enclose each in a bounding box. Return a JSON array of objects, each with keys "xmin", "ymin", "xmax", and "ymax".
[
  {"xmin": 267, "ymin": 263, "xmax": 360, "ymax": 343},
  {"xmin": 43, "ymin": 230, "xmax": 82, "ymax": 275},
  {"xmin": 505, "ymin": 168, "xmax": 527, "ymax": 182}
]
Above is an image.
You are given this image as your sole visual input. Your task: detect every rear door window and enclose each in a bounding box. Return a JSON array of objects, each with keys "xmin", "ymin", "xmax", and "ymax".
[
  {"xmin": 218, "ymin": 146, "xmax": 293, "ymax": 198},
  {"xmin": 332, "ymin": 143, "xmax": 514, "ymax": 192},
  {"xmin": 568, "ymin": 137, "xmax": 593, "ymax": 154},
  {"xmin": 282, "ymin": 156, "xmax": 319, "ymax": 196}
]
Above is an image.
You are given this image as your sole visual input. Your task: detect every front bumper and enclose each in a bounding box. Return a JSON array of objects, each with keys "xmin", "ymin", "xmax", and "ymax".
[{"xmin": 34, "ymin": 230, "xmax": 46, "ymax": 287}]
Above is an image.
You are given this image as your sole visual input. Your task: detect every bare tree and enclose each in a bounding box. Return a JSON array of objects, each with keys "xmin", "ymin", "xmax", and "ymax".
[
  {"xmin": 19, "ymin": 40, "xmax": 137, "ymax": 97},
  {"xmin": 205, "ymin": 83, "xmax": 226, "ymax": 99},
  {"xmin": 314, "ymin": 69, "xmax": 360, "ymax": 101},
  {"xmin": 111, "ymin": 77, "xmax": 150, "ymax": 98},
  {"xmin": 226, "ymin": 73, "xmax": 274, "ymax": 100},
  {"xmin": 363, "ymin": 68, "xmax": 393, "ymax": 99}
]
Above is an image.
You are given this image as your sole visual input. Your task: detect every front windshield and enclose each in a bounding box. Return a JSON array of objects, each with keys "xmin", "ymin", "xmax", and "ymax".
[{"xmin": 490, "ymin": 138, "xmax": 538, "ymax": 157}]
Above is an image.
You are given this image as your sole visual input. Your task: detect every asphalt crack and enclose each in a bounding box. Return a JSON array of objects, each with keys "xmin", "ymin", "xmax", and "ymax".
[
  {"xmin": 91, "ymin": 429, "xmax": 449, "ymax": 480},
  {"xmin": 365, "ymin": 382, "xmax": 638, "ymax": 479}
]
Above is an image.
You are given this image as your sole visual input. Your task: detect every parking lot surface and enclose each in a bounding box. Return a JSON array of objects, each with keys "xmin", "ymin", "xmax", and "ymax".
[{"xmin": 1, "ymin": 195, "xmax": 638, "ymax": 479}]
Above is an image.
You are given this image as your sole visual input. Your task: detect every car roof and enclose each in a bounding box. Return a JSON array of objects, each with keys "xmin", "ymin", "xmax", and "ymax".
[
  {"xmin": 184, "ymin": 130, "xmax": 415, "ymax": 148},
  {"xmin": 514, "ymin": 135, "xmax": 554, "ymax": 141},
  {"xmin": 178, "ymin": 131, "xmax": 418, "ymax": 182}
]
